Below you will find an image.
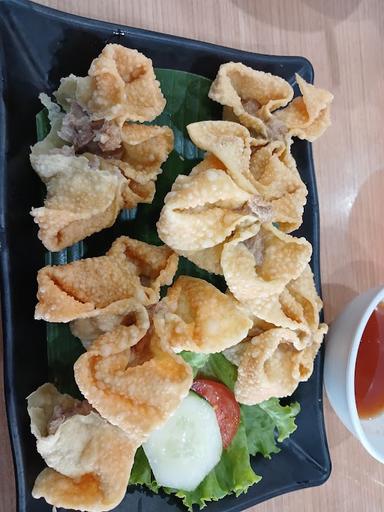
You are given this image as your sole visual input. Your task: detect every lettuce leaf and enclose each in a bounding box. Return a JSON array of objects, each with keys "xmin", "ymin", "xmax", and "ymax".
[
  {"xmin": 180, "ymin": 351, "xmax": 210, "ymax": 377},
  {"xmin": 130, "ymin": 447, "xmax": 159, "ymax": 493},
  {"xmin": 242, "ymin": 399, "xmax": 300, "ymax": 458},
  {"xmin": 129, "ymin": 353, "xmax": 300, "ymax": 509}
]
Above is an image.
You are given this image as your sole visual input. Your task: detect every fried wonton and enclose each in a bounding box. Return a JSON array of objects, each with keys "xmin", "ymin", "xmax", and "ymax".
[
  {"xmin": 209, "ymin": 63, "xmax": 332, "ymax": 143},
  {"xmin": 35, "ymin": 236, "xmax": 178, "ymax": 322},
  {"xmin": 208, "ymin": 62, "xmax": 293, "ymax": 140},
  {"xmin": 157, "ymin": 165, "xmax": 258, "ymax": 252},
  {"xmin": 258, "ymin": 263, "xmax": 326, "ymax": 347},
  {"xmin": 234, "ymin": 325, "xmax": 327, "ymax": 404},
  {"xmin": 187, "ymin": 121, "xmax": 257, "ymax": 193},
  {"xmin": 30, "ymin": 154, "xmax": 126, "ymax": 252},
  {"xmin": 30, "ymin": 117, "xmax": 173, "ymax": 250},
  {"xmin": 74, "ymin": 324, "xmax": 193, "ymax": 443},
  {"xmin": 154, "ymin": 276, "xmax": 252, "ymax": 353},
  {"xmin": 221, "ymin": 223, "xmax": 312, "ymax": 320},
  {"xmin": 55, "ymin": 44, "xmax": 166, "ymax": 124},
  {"xmin": 275, "ymin": 74, "xmax": 333, "ymax": 142},
  {"xmin": 30, "ymin": 46, "xmax": 172, "ymax": 250},
  {"xmin": 249, "ymin": 140, "xmax": 308, "ymax": 232},
  {"xmin": 27, "ymin": 383, "xmax": 137, "ymax": 512}
]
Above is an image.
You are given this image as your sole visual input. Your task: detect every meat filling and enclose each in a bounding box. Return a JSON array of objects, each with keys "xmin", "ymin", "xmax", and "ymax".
[
  {"xmin": 58, "ymin": 101, "xmax": 124, "ymax": 158},
  {"xmin": 48, "ymin": 400, "xmax": 93, "ymax": 435}
]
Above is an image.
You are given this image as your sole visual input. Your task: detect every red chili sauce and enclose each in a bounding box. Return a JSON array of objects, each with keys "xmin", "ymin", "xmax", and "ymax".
[{"xmin": 354, "ymin": 302, "xmax": 384, "ymax": 419}]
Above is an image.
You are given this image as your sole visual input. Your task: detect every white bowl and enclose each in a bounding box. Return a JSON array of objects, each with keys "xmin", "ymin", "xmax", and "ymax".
[{"xmin": 324, "ymin": 286, "xmax": 384, "ymax": 463}]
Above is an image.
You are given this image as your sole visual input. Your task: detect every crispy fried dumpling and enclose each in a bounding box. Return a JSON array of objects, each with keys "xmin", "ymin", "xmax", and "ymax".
[
  {"xmin": 27, "ymin": 383, "xmax": 137, "ymax": 512},
  {"xmin": 55, "ymin": 44, "xmax": 166, "ymax": 124},
  {"xmin": 88, "ymin": 124, "xmax": 174, "ymax": 209},
  {"xmin": 30, "ymin": 45, "xmax": 172, "ymax": 250},
  {"xmin": 227, "ymin": 263, "xmax": 325, "ymax": 349},
  {"xmin": 187, "ymin": 121, "xmax": 257, "ymax": 193},
  {"xmin": 234, "ymin": 325, "xmax": 327, "ymax": 404},
  {"xmin": 154, "ymin": 276, "xmax": 252, "ymax": 353},
  {"xmin": 30, "ymin": 119, "xmax": 173, "ymax": 250},
  {"xmin": 275, "ymin": 74, "xmax": 333, "ymax": 142},
  {"xmin": 70, "ymin": 298, "xmax": 150, "ymax": 350},
  {"xmin": 35, "ymin": 236, "xmax": 178, "ymax": 322},
  {"xmin": 157, "ymin": 165, "xmax": 258, "ymax": 252},
  {"xmin": 74, "ymin": 324, "xmax": 193, "ymax": 443},
  {"xmin": 30, "ymin": 155, "xmax": 125, "ymax": 252},
  {"xmin": 208, "ymin": 63, "xmax": 332, "ymax": 143},
  {"xmin": 249, "ymin": 140, "xmax": 308, "ymax": 232},
  {"xmin": 221, "ymin": 223, "xmax": 312, "ymax": 320},
  {"xmin": 208, "ymin": 62, "xmax": 293, "ymax": 140}
]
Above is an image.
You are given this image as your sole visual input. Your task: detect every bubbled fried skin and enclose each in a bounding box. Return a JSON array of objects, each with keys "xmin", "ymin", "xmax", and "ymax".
[
  {"xmin": 221, "ymin": 223, "xmax": 312, "ymax": 321},
  {"xmin": 27, "ymin": 384, "xmax": 137, "ymax": 512},
  {"xmin": 29, "ymin": 45, "xmax": 172, "ymax": 251},
  {"xmin": 70, "ymin": 298, "xmax": 150, "ymax": 350},
  {"xmin": 187, "ymin": 121, "xmax": 257, "ymax": 193},
  {"xmin": 275, "ymin": 74, "xmax": 333, "ymax": 142},
  {"xmin": 157, "ymin": 164, "xmax": 258, "ymax": 253},
  {"xmin": 209, "ymin": 63, "xmax": 332, "ymax": 144},
  {"xmin": 30, "ymin": 120, "xmax": 173, "ymax": 250},
  {"xmin": 208, "ymin": 62, "xmax": 293, "ymax": 140},
  {"xmin": 153, "ymin": 276, "xmax": 252, "ymax": 353},
  {"xmin": 30, "ymin": 157, "xmax": 126, "ymax": 252},
  {"xmin": 89, "ymin": 124, "xmax": 174, "ymax": 209},
  {"xmin": 74, "ymin": 325, "xmax": 193, "ymax": 444},
  {"xmin": 234, "ymin": 325, "xmax": 327, "ymax": 405},
  {"xmin": 249, "ymin": 140, "xmax": 308, "ymax": 232},
  {"xmin": 55, "ymin": 44, "xmax": 166, "ymax": 125},
  {"xmin": 35, "ymin": 236, "xmax": 178, "ymax": 323}
]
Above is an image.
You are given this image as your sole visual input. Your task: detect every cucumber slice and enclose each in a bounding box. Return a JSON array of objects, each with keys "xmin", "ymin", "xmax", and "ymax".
[{"xmin": 143, "ymin": 392, "xmax": 222, "ymax": 491}]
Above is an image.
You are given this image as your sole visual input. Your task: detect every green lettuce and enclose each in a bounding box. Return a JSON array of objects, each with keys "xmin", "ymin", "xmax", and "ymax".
[
  {"xmin": 242, "ymin": 399, "xmax": 300, "ymax": 458},
  {"xmin": 129, "ymin": 354, "xmax": 300, "ymax": 509},
  {"xmin": 180, "ymin": 351, "xmax": 210, "ymax": 377}
]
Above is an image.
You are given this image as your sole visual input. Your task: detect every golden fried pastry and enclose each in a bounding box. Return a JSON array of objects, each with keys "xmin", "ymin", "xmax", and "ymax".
[
  {"xmin": 30, "ymin": 45, "xmax": 172, "ymax": 251},
  {"xmin": 106, "ymin": 235, "xmax": 178, "ymax": 292},
  {"xmin": 70, "ymin": 298, "xmax": 150, "ymax": 350},
  {"xmin": 154, "ymin": 276, "xmax": 252, "ymax": 353},
  {"xmin": 30, "ymin": 120, "xmax": 173, "ymax": 250},
  {"xmin": 279, "ymin": 264, "xmax": 324, "ymax": 334},
  {"xmin": 208, "ymin": 62, "xmax": 293, "ymax": 140},
  {"xmin": 208, "ymin": 63, "xmax": 333, "ymax": 144},
  {"xmin": 226, "ymin": 263, "xmax": 326, "ymax": 350},
  {"xmin": 30, "ymin": 155, "xmax": 126, "ymax": 252},
  {"xmin": 74, "ymin": 325, "xmax": 193, "ymax": 443},
  {"xmin": 234, "ymin": 326, "xmax": 327, "ymax": 404},
  {"xmin": 157, "ymin": 164, "xmax": 258, "ymax": 252},
  {"xmin": 27, "ymin": 383, "xmax": 137, "ymax": 512},
  {"xmin": 221, "ymin": 223, "xmax": 312, "ymax": 320},
  {"xmin": 275, "ymin": 74, "xmax": 333, "ymax": 142},
  {"xmin": 55, "ymin": 44, "xmax": 166, "ymax": 124},
  {"xmin": 187, "ymin": 121, "xmax": 257, "ymax": 193},
  {"xmin": 35, "ymin": 236, "xmax": 178, "ymax": 322},
  {"xmin": 90, "ymin": 123, "xmax": 174, "ymax": 209},
  {"xmin": 179, "ymin": 245, "xmax": 225, "ymax": 275},
  {"xmin": 249, "ymin": 140, "xmax": 308, "ymax": 232}
]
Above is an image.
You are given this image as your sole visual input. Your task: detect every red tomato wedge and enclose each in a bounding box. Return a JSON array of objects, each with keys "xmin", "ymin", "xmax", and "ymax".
[{"xmin": 191, "ymin": 378, "xmax": 240, "ymax": 449}]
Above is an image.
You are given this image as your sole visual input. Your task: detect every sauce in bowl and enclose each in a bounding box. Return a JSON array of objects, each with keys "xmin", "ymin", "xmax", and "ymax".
[{"xmin": 355, "ymin": 302, "xmax": 384, "ymax": 419}]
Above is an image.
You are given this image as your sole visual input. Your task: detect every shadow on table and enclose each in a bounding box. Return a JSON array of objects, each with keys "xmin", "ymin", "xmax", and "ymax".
[
  {"xmin": 230, "ymin": 0, "xmax": 362, "ymax": 32},
  {"xmin": 322, "ymin": 169, "xmax": 384, "ymax": 321}
]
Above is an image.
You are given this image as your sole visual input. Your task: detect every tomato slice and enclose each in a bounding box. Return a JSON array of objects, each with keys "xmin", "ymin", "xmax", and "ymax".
[{"xmin": 191, "ymin": 378, "xmax": 240, "ymax": 449}]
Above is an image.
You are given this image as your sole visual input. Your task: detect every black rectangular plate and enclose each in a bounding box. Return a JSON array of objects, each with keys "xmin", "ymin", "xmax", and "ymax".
[{"xmin": 0, "ymin": 1, "xmax": 331, "ymax": 511}]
